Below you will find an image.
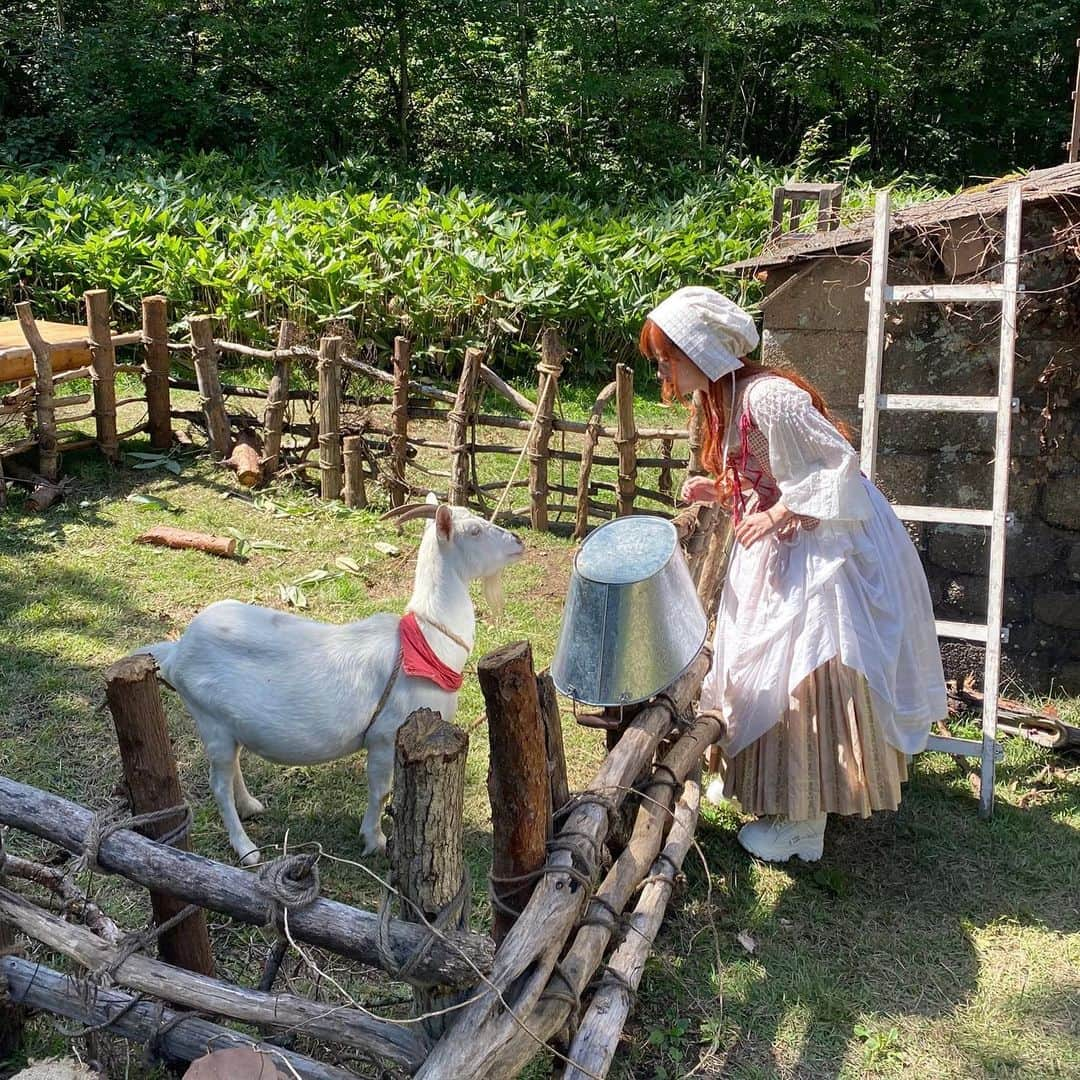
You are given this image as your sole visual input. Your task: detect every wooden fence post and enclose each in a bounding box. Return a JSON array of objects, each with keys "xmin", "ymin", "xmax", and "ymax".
[
  {"xmin": 262, "ymin": 318, "xmax": 296, "ymax": 480},
  {"xmin": 478, "ymin": 641, "xmax": 551, "ymax": 945},
  {"xmin": 343, "ymin": 435, "xmax": 368, "ymax": 508},
  {"xmin": 528, "ymin": 328, "xmax": 565, "ymax": 531},
  {"xmin": 391, "ymin": 708, "xmax": 470, "ymax": 1039},
  {"xmin": 187, "ymin": 315, "xmax": 231, "ymax": 458},
  {"xmin": 84, "ymin": 289, "xmax": 119, "ymax": 462},
  {"xmin": 0, "ymin": 899, "xmax": 26, "ymax": 1060},
  {"xmin": 449, "ymin": 347, "xmax": 482, "ymax": 506},
  {"xmin": 14, "ymin": 303, "xmax": 57, "ymax": 482},
  {"xmin": 141, "ymin": 295, "xmax": 172, "ymax": 450},
  {"xmin": 573, "ymin": 379, "xmax": 617, "ymax": 541},
  {"xmin": 536, "ymin": 671, "xmax": 570, "ymax": 820},
  {"xmin": 104, "ymin": 655, "xmax": 214, "ymax": 976},
  {"xmin": 688, "ymin": 389, "xmax": 706, "ymax": 475},
  {"xmin": 615, "ymin": 363, "xmax": 637, "ymax": 516},
  {"xmin": 658, "ymin": 436, "xmax": 674, "ymax": 496},
  {"xmin": 317, "ymin": 336, "xmax": 343, "ymax": 500},
  {"xmin": 390, "ymin": 335, "xmax": 411, "ymax": 507}
]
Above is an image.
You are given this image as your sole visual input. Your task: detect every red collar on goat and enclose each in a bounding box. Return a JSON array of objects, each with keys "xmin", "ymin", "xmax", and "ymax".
[{"xmin": 400, "ymin": 611, "xmax": 464, "ymax": 691}]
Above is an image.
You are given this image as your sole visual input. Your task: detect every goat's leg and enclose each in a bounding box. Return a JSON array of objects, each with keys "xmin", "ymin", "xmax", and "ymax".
[
  {"xmin": 359, "ymin": 738, "xmax": 395, "ymax": 856},
  {"xmin": 206, "ymin": 745, "xmax": 261, "ymax": 867},
  {"xmin": 233, "ymin": 748, "xmax": 265, "ymax": 820}
]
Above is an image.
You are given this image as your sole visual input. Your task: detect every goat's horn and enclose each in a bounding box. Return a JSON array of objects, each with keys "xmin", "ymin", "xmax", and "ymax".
[
  {"xmin": 382, "ymin": 504, "xmax": 439, "ymax": 529},
  {"xmin": 379, "ymin": 503, "xmax": 429, "ymax": 520}
]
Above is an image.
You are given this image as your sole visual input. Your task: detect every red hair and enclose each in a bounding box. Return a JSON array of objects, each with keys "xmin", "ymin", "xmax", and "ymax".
[{"xmin": 638, "ymin": 319, "xmax": 849, "ymax": 509}]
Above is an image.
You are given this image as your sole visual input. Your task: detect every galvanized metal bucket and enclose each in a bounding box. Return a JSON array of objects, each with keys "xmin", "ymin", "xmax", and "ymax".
[{"xmin": 551, "ymin": 515, "xmax": 708, "ymax": 707}]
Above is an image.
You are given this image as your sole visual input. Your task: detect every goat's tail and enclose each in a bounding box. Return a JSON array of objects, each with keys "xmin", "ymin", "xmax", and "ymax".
[{"xmin": 129, "ymin": 641, "xmax": 176, "ymax": 686}]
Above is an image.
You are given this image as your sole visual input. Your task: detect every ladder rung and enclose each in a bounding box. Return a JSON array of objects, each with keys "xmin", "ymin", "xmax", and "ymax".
[
  {"xmin": 859, "ymin": 393, "xmax": 1017, "ymax": 414},
  {"xmin": 866, "ymin": 283, "xmax": 1006, "ymax": 303},
  {"xmin": 935, "ymin": 619, "xmax": 1010, "ymax": 644},
  {"xmin": 892, "ymin": 504, "xmax": 1001, "ymax": 526},
  {"xmin": 926, "ymin": 734, "xmax": 1005, "ymax": 762}
]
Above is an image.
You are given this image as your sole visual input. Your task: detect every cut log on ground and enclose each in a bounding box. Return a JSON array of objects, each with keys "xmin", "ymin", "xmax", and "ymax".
[
  {"xmin": 0, "ymin": 774, "xmax": 494, "ymax": 988},
  {"xmin": 226, "ymin": 428, "xmax": 264, "ymax": 487},
  {"xmin": 135, "ymin": 526, "xmax": 237, "ymax": 558}
]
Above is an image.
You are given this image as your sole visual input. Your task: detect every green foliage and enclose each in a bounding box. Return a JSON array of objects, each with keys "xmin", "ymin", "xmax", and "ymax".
[{"xmin": 0, "ymin": 156, "xmax": 942, "ymax": 380}]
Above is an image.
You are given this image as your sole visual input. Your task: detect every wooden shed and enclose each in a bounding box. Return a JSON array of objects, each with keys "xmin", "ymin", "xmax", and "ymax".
[{"xmin": 726, "ymin": 164, "xmax": 1080, "ymax": 692}]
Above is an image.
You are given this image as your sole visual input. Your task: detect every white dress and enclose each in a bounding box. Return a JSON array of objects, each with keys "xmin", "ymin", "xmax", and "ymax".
[{"xmin": 699, "ymin": 376, "xmax": 946, "ymax": 759}]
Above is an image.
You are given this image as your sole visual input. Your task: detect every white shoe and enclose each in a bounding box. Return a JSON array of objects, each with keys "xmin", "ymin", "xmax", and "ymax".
[{"xmin": 737, "ymin": 814, "xmax": 826, "ymax": 862}]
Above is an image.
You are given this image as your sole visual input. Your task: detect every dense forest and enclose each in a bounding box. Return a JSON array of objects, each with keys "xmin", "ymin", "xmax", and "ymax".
[{"xmin": 3, "ymin": 1, "xmax": 1079, "ymax": 191}]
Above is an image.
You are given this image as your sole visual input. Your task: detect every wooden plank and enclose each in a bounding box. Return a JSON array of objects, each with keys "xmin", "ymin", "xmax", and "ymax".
[
  {"xmin": 926, "ymin": 734, "xmax": 1003, "ymax": 762},
  {"xmin": 872, "ymin": 283, "xmax": 1006, "ymax": 303},
  {"xmin": 859, "ymin": 190, "xmax": 890, "ymax": 480},
  {"xmin": 981, "ymin": 182, "xmax": 1023, "ymax": 819},
  {"xmin": 0, "ymin": 320, "xmax": 90, "ymax": 383},
  {"xmin": 934, "ymin": 619, "xmax": 1009, "ymax": 644},
  {"xmin": 890, "ymin": 504, "xmax": 994, "ymax": 526},
  {"xmin": 859, "ymin": 393, "xmax": 1007, "ymax": 414}
]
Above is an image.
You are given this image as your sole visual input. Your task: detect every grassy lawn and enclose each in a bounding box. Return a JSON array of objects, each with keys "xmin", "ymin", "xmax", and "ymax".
[{"xmin": 1, "ymin": 395, "xmax": 1078, "ymax": 1079}]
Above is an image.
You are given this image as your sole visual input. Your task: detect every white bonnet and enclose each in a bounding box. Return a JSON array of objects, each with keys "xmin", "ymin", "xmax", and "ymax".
[{"xmin": 647, "ymin": 286, "xmax": 759, "ymax": 381}]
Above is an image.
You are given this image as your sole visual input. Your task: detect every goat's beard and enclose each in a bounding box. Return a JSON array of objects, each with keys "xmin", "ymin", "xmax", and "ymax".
[{"xmin": 482, "ymin": 572, "xmax": 505, "ymax": 622}]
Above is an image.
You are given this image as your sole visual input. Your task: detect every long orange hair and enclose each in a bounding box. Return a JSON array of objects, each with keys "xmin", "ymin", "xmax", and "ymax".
[{"xmin": 638, "ymin": 319, "xmax": 849, "ymax": 508}]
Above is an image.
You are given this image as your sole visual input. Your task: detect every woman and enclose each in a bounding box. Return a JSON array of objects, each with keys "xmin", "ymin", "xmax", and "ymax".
[{"xmin": 641, "ymin": 286, "xmax": 946, "ymax": 862}]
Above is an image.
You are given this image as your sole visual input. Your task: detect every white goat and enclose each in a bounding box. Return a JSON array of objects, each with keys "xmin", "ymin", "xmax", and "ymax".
[{"xmin": 137, "ymin": 497, "xmax": 523, "ymax": 865}]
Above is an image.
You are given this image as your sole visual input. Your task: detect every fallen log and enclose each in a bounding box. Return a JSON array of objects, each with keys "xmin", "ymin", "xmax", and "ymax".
[
  {"xmin": 226, "ymin": 429, "xmax": 264, "ymax": 487},
  {"xmin": 0, "ymin": 955, "xmax": 357, "ymax": 1080},
  {"xmin": 0, "ymin": 886, "xmax": 429, "ymax": 1072},
  {"xmin": 135, "ymin": 526, "xmax": 237, "ymax": 559},
  {"xmin": 0, "ymin": 775, "xmax": 494, "ymax": 988}
]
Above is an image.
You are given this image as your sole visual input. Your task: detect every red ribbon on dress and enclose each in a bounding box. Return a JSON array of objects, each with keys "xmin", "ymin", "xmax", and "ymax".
[{"xmin": 400, "ymin": 611, "xmax": 464, "ymax": 691}]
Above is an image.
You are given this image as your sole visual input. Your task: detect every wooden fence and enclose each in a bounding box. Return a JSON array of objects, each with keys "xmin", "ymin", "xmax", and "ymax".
[{"xmin": 1, "ymin": 292, "xmax": 702, "ymax": 534}]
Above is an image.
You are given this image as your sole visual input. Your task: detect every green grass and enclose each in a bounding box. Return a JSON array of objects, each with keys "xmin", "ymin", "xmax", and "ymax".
[{"xmin": 1, "ymin": 421, "xmax": 1078, "ymax": 1079}]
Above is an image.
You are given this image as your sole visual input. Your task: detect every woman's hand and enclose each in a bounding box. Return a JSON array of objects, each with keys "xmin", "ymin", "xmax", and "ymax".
[
  {"xmin": 680, "ymin": 476, "xmax": 718, "ymax": 504},
  {"xmin": 734, "ymin": 504, "xmax": 794, "ymax": 548}
]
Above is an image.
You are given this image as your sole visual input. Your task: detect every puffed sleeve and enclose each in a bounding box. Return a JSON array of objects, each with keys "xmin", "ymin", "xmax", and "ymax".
[{"xmin": 746, "ymin": 378, "xmax": 872, "ymax": 521}]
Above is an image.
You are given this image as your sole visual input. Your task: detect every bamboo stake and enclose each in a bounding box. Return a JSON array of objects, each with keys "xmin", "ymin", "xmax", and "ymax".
[
  {"xmin": 142, "ymin": 295, "xmax": 172, "ymax": 449},
  {"xmin": 391, "ymin": 708, "xmax": 470, "ymax": 1040},
  {"xmin": 187, "ymin": 315, "xmax": 231, "ymax": 458},
  {"xmin": 15, "ymin": 303, "xmax": 57, "ymax": 483},
  {"xmin": 449, "ymin": 347, "xmax": 482, "ymax": 505},
  {"xmin": 528, "ymin": 328, "xmax": 565, "ymax": 531},
  {"xmin": 615, "ymin": 363, "xmax": 637, "ymax": 517},
  {"xmin": 390, "ymin": 335, "xmax": 411, "ymax": 507},
  {"xmin": 562, "ymin": 778, "xmax": 701, "ymax": 1079},
  {"xmin": 317, "ymin": 336, "xmax": 343, "ymax": 501},
  {"xmin": 105, "ymin": 655, "xmax": 214, "ymax": 976},
  {"xmin": 478, "ymin": 641, "xmax": 551, "ymax": 945},
  {"xmin": 343, "ymin": 435, "xmax": 368, "ymax": 508},
  {"xmin": 262, "ymin": 319, "xmax": 297, "ymax": 480},
  {"xmin": 1, "ymin": 956, "xmax": 358, "ymax": 1080},
  {"xmin": 573, "ymin": 379, "xmax": 617, "ymax": 540},
  {"xmin": 84, "ymin": 289, "xmax": 119, "ymax": 461}
]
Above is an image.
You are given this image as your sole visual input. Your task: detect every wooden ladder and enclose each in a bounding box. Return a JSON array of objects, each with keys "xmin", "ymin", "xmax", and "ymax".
[{"xmin": 859, "ymin": 183, "xmax": 1023, "ymax": 818}]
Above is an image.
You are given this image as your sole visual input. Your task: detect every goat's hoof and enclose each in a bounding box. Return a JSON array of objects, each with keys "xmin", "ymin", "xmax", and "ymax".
[
  {"xmin": 238, "ymin": 799, "xmax": 265, "ymax": 820},
  {"xmin": 361, "ymin": 835, "xmax": 387, "ymax": 857},
  {"xmin": 239, "ymin": 847, "xmax": 262, "ymax": 868}
]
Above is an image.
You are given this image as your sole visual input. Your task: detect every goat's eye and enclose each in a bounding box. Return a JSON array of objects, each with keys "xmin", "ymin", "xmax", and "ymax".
[{"xmin": 469, "ymin": 524, "xmax": 481, "ymax": 536}]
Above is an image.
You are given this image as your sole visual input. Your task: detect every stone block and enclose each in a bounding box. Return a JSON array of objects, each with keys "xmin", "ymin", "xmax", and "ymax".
[
  {"xmin": 926, "ymin": 456, "xmax": 1039, "ymax": 517},
  {"xmin": 761, "ymin": 329, "xmax": 866, "ymax": 407},
  {"xmin": 762, "ymin": 258, "xmax": 877, "ymax": 333},
  {"xmin": 1032, "ymin": 590, "xmax": 1080, "ymax": 630},
  {"xmin": 1054, "ymin": 660, "xmax": 1080, "ymax": 695},
  {"xmin": 876, "ymin": 451, "xmax": 931, "ymax": 505},
  {"xmin": 1068, "ymin": 543, "xmax": 1080, "ymax": 582},
  {"xmin": 927, "ymin": 521, "xmax": 1062, "ymax": 578},
  {"xmin": 935, "ymin": 572, "xmax": 1028, "ymax": 623},
  {"xmin": 1042, "ymin": 477, "xmax": 1080, "ymax": 531}
]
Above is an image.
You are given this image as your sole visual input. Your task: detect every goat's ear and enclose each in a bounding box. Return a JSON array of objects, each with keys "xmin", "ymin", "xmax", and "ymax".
[
  {"xmin": 425, "ymin": 491, "xmax": 439, "ymax": 506},
  {"xmin": 435, "ymin": 503, "xmax": 453, "ymax": 542}
]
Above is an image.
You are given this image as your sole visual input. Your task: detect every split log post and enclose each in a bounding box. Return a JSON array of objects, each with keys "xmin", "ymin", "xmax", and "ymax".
[
  {"xmin": 141, "ymin": 295, "xmax": 172, "ymax": 449},
  {"xmin": 615, "ymin": 363, "xmax": 637, "ymax": 517},
  {"xmin": 448, "ymin": 346, "xmax": 483, "ymax": 506},
  {"xmin": 84, "ymin": 289, "xmax": 119, "ymax": 462},
  {"xmin": 1, "ymin": 955, "xmax": 358, "ymax": 1080},
  {"xmin": 688, "ymin": 388, "xmax": 706, "ymax": 475},
  {"xmin": 104, "ymin": 655, "xmax": 214, "ymax": 976},
  {"xmin": 317, "ymin": 335, "xmax": 343, "ymax": 501},
  {"xmin": 478, "ymin": 641, "xmax": 551, "ymax": 944},
  {"xmin": 528, "ymin": 328, "xmax": 565, "ymax": 531},
  {"xmin": 135, "ymin": 526, "xmax": 236, "ymax": 558},
  {"xmin": 537, "ymin": 671, "xmax": 570, "ymax": 820},
  {"xmin": 572, "ymin": 379, "xmax": 617, "ymax": 540},
  {"xmin": 562, "ymin": 778, "xmax": 702, "ymax": 1080},
  {"xmin": 658, "ymin": 435, "xmax": 674, "ymax": 496},
  {"xmin": 262, "ymin": 318, "xmax": 297, "ymax": 480},
  {"xmin": 390, "ymin": 335, "xmax": 411, "ymax": 507},
  {"xmin": 14, "ymin": 303, "xmax": 57, "ymax": 482},
  {"xmin": 414, "ymin": 649, "xmax": 710, "ymax": 1079},
  {"xmin": 343, "ymin": 435, "xmax": 368, "ymax": 508},
  {"xmin": 0, "ymin": 774, "xmax": 495, "ymax": 988},
  {"xmin": 0, "ymin": 887, "xmax": 428, "ymax": 1072},
  {"xmin": 187, "ymin": 315, "xmax": 231, "ymax": 458},
  {"xmin": 391, "ymin": 708, "xmax": 470, "ymax": 1040}
]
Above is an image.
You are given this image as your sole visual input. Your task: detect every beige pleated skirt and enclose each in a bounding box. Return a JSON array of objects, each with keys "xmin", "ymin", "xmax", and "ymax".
[{"xmin": 718, "ymin": 660, "xmax": 909, "ymax": 820}]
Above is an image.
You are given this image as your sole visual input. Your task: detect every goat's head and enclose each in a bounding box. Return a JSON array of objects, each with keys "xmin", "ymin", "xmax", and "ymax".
[{"xmin": 382, "ymin": 495, "xmax": 524, "ymax": 618}]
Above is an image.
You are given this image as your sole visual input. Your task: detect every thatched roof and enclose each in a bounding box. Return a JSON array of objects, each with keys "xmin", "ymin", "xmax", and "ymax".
[{"xmin": 726, "ymin": 162, "xmax": 1080, "ymax": 273}]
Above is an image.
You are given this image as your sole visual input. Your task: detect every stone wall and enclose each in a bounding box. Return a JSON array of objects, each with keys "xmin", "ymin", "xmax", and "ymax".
[{"xmin": 757, "ymin": 203, "xmax": 1080, "ymax": 692}]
